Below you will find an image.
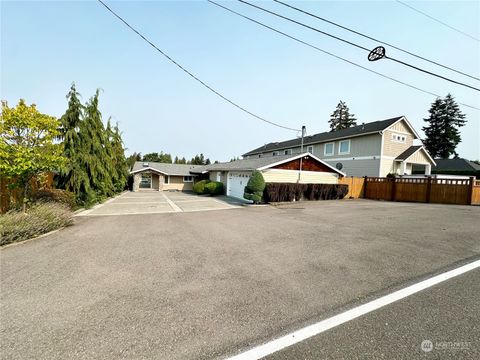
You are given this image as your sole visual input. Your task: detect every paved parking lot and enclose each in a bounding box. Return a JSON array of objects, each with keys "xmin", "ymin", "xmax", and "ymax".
[
  {"xmin": 77, "ymin": 191, "xmax": 242, "ymax": 216},
  {"xmin": 1, "ymin": 200, "xmax": 479, "ymax": 359}
]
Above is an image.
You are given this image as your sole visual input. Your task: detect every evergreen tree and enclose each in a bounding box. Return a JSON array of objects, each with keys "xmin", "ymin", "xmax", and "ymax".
[
  {"xmin": 423, "ymin": 94, "xmax": 466, "ymax": 159},
  {"xmin": 126, "ymin": 152, "xmax": 141, "ymax": 170},
  {"xmin": 110, "ymin": 122, "xmax": 128, "ymax": 192},
  {"xmin": 57, "ymin": 84, "xmax": 93, "ymax": 205},
  {"xmin": 190, "ymin": 153, "xmax": 205, "ymax": 165},
  {"xmin": 329, "ymin": 101, "xmax": 357, "ymax": 132},
  {"xmin": 81, "ymin": 90, "xmax": 113, "ymax": 199},
  {"xmin": 243, "ymin": 170, "xmax": 265, "ymax": 204}
]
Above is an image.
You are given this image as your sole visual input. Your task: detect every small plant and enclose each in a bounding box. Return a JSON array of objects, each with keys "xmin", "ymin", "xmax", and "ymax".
[
  {"xmin": 244, "ymin": 170, "xmax": 265, "ymax": 203},
  {"xmin": 205, "ymin": 181, "xmax": 224, "ymax": 195},
  {"xmin": 0, "ymin": 202, "xmax": 73, "ymax": 246},
  {"xmin": 193, "ymin": 180, "xmax": 211, "ymax": 194},
  {"xmin": 33, "ymin": 189, "xmax": 76, "ymax": 209}
]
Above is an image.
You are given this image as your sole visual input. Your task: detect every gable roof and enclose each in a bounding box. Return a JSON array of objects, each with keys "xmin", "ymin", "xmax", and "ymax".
[
  {"xmin": 432, "ymin": 158, "xmax": 480, "ymax": 171},
  {"xmin": 204, "ymin": 153, "xmax": 345, "ymax": 176},
  {"xmin": 243, "ymin": 116, "xmax": 405, "ymax": 156},
  {"xmin": 395, "ymin": 145, "xmax": 436, "ymax": 165},
  {"xmin": 131, "ymin": 162, "xmax": 201, "ymax": 176}
]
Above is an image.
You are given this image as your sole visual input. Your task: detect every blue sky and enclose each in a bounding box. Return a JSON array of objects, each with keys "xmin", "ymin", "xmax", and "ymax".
[{"xmin": 2, "ymin": 0, "xmax": 479, "ymax": 161}]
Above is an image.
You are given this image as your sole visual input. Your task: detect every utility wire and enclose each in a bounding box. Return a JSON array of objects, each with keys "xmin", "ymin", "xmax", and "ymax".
[
  {"xmin": 208, "ymin": 1, "xmax": 480, "ymax": 111},
  {"xmin": 97, "ymin": 0, "xmax": 299, "ymax": 132},
  {"xmin": 396, "ymin": 0, "xmax": 480, "ymax": 42},
  {"xmin": 273, "ymin": 0, "xmax": 480, "ymax": 82},
  {"xmin": 238, "ymin": 0, "xmax": 480, "ymax": 92}
]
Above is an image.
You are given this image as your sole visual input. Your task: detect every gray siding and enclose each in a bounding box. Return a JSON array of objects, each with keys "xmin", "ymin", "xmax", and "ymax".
[{"xmin": 325, "ymin": 159, "xmax": 380, "ymax": 177}]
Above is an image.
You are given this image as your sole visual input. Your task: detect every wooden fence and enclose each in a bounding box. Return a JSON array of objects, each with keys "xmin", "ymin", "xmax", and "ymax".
[
  {"xmin": 340, "ymin": 176, "xmax": 479, "ymax": 206},
  {"xmin": 0, "ymin": 173, "xmax": 54, "ymax": 213},
  {"xmin": 338, "ymin": 176, "xmax": 365, "ymax": 199}
]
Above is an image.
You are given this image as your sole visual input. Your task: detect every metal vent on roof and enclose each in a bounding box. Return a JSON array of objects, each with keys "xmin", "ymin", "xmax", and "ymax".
[{"xmin": 143, "ymin": 162, "xmax": 149, "ymax": 167}]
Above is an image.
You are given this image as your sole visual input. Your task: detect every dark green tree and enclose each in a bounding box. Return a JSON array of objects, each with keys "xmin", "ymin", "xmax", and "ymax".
[
  {"xmin": 81, "ymin": 90, "xmax": 113, "ymax": 199},
  {"xmin": 243, "ymin": 170, "xmax": 265, "ymax": 204},
  {"xmin": 126, "ymin": 152, "xmax": 142, "ymax": 170},
  {"xmin": 143, "ymin": 152, "xmax": 172, "ymax": 163},
  {"xmin": 329, "ymin": 101, "xmax": 357, "ymax": 132},
  {"xmin": 190, "ymin": 153, "xmax": 206, "ymax": 165},
  {"xmin": 109, "ymin": 121, "xmax": 128, "ymax": 192},
  {"xmin": 423, "ymin": 94, "xmax": 466, "ymax": 159},
  {"xmin": 57, "ymin": 84, "xmax": 93, "ymax": 205}
]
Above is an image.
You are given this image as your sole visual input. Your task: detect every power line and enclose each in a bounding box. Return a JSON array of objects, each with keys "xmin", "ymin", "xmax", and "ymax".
[
  {"xmin": 273, "ymin": 0, "xmax": 480, "ymax": 82},
  {"xmin": 96, "ymin": 0, "xmax": 299, "ymax": 132},
  {"xmin": 208, "ymin": 1, "xmax": 480, "ymax": 111},
  {"xmin": 396, "ymin": 0, "xmax": 480, "ymax": 42},
  {"xmin": 238, "ymin": 0, "xmax": 480, "ymax": 92}
]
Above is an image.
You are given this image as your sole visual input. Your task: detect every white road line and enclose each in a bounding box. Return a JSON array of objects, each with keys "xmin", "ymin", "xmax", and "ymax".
[
  {"xmin": 226, "ymin": 258, "xmax": 480, "ymax": 360},
  {"xmin": 162, "ymin": 193, "xmax": 183, "ymax": 212}
]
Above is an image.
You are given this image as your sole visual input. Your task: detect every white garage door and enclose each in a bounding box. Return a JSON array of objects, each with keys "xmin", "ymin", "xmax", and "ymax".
[{"xmin": 227, "ymin": 172, "xmax": 251, "ymax": 199}]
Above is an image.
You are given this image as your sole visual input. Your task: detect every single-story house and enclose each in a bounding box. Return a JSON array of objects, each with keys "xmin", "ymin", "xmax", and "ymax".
[
  {"xmin": 192, "ymin": 152, "xmax": 345, "ymax": 199},
  {"xmin": 131, "ymin": 162, "xmax": 199, "ymax": 191},
  {"xmin": 431, "ymin": 158, "xmax": 480, "ymax": 175}
]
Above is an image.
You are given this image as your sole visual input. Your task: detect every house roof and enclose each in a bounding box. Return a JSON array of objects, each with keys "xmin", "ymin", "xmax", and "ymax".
[
  {"xmin": 432, "ymin": 158, "xmax": 480, "ymax": 171},
  {"xmin": 395, "ymin": 145, "xmax": 436, "ymax": 165},
  {"xmin": 243, "ymin": 116, "xmax": 406, "ymax": 156},
  {"xmin": 395, "ymin": 145, "xmax": 424, "ymax": 160},
  {"xmin": 131, "ymin": 162, "xmax": 201, "ymax": 176},
  {"xmin": 203, "ymin": 153, "xmax": 345, "ymax": 176}
]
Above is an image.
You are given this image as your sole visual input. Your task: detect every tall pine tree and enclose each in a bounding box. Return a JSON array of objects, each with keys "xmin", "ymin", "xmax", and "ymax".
[
  {"xmin": 57, "ymin": 84, "xmax": 93, "ymax": 205},
  {"xmin": 329, "ymin": 101, "xmax": 357, "ymax": 132},
  {"xmin": 423, "ymin": 94, "xmax": 466, "ymax": 159},
  {"xmin": 110, "ymin": 122, "xmax": 128, "ymax": 192},
  {"xmin": 81, "ymin": 90, "xmax": 113, "ymax": 199}
]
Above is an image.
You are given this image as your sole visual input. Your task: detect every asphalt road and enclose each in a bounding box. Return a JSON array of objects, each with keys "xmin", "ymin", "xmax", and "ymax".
[
  {"xmin": 267, "ymin": 268, "xmax": 480, "ymax": 360},
  {"xmin": 1, "ymin": 200, "xmax": 479, "ymax": 359}
]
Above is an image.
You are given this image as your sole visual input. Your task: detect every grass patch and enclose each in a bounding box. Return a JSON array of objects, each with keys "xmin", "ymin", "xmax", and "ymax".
[{"xmin": 0, "ymin": 202, "xmax": 73, "ymax": 246}]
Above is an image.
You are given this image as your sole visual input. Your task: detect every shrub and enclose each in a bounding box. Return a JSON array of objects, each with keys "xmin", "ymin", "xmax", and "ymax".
[
  {"xmin": 0, "ymin": 202, "xmax": 73, "ymax": 246},
  {"xmin": 244, "ymin": 171, "xmax": 266, "ymax": 203},
  {"xmin": 193, "ymin": 180, "xmax": 211, "ymax": 194},
  {"xmin": 263, "ymin": 183, "xmax": 348, "ymax": 203},
  {"xmin": 33, "ymin": 189, "xmax": 76, "ymax": 209},
  {"xmin": 205, "ymin": 181, "xmax": 224, "ymax": 195}
]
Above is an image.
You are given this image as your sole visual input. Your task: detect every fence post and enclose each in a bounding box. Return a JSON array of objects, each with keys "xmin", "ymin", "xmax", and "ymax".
[
  {"xmin": 467, "ymin": 176, "xmax": 475, "ymax": 205},
  {"xmin": 426, "ymin": 176, "xmax": 432, "ymax": 203},
  {"xmin": 391, "ymin": 176, "xmax": 397, "ymax": 201},
  {"xmin": 363, "ymin": 176, "xmax": 368, "ymax": 198}
]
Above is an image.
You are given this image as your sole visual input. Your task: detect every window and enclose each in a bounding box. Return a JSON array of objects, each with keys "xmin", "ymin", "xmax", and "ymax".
[
  {"xmin": 272, "ymin": 151, "xmax": 280, "ymax": 156},
  {"xmin": 284, "ymin": 149, "xmax": 292, "ymax": 155},
  {"xmin": 307, "ymin": 146, "xmax": 314, "ymax": 154},
  {"xmin": 339, "ymin": 140, "xmax": 350, "ymax": 154},
  {"xmin": 392, "ymin": 133, "xmax": 406, "ymax": 143},
  {"xmin": 183, "ymin": 176, "xmax": 193, "ymax": 182},
  {"xmin": 324, "ymin": 142, "xmax": 334, "ymax": 156},
  {"xmin": 164, "ymin": 175, "xmax": 169, "ymax": 184},
  {"xmin": 139, "ymin": 173, "xmax": 151, "ymax": 188}
]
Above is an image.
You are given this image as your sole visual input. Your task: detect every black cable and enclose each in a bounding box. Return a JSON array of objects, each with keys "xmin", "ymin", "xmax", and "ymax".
[
  {"xmin": 238, "ymin": 0, "xmax": 480, "ymax": 92},
  {"xmin": 273, "ymin": 0, "xmax": 480, "ymax": 82},
  {"xmin": 396, "ymin": 0, "xmax": 480, "ymax": 42},
  {"xmin": 96, "ymin": 0, "xmax": 299, "ymax": 132},
  {"xmin": 208, "ymin": 1, "xmax": 480, "ymax": 111}
]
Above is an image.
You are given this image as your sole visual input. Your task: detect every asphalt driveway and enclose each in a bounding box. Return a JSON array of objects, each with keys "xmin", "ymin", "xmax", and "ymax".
[
  {"xmin": 1, "ymin": 200, "xmax": 479, "ymax": 359},
  {"xmin": 78, "ymin": 191, "xmax": 242, "ymax": 216}
]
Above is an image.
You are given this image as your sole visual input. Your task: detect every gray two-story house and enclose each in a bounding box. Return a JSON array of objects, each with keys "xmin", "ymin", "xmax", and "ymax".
[{"xmin": 243, "ymin": 116, "xmax": 436, "ymax": 177}]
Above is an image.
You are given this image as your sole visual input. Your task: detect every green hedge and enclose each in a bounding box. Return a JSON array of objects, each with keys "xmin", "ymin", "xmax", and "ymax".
[
  {"xmin": 193, "ymin": 180, "xmax": 224, "ymax": 195},
  {"xmin": 244, "ymin": 170, "xmax": 265, "ymax": 204},
  {"xmin": 205, "ymin": 181, "xmax": 224, "ymax": 195},
  {"xmin": 263, "ymin": 183, "xmax": 348, "ymax": 203}
]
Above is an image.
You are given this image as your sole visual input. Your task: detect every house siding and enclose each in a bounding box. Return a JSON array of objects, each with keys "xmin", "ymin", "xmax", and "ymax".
[
  {"xmin": 380, "ymin": 158, "xmax": 396, "ymax": 176},
  {"xmin": 261, "ymin": 169, "xmax": 338, "ymax": 184},
  {"xmin": 325, "ymin": 159, "xmax": 380, "ymax": 177},
  {"xmin": 163, "ymin": 175, "xmax": 194, "ymax": 191},
  {"xmin": 383, "ymin": 120, "xmax": 415, "ymax": 157},
  {"xmin": 408, "ymin": 150, "xmax": 431, "ymax": 164}
]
